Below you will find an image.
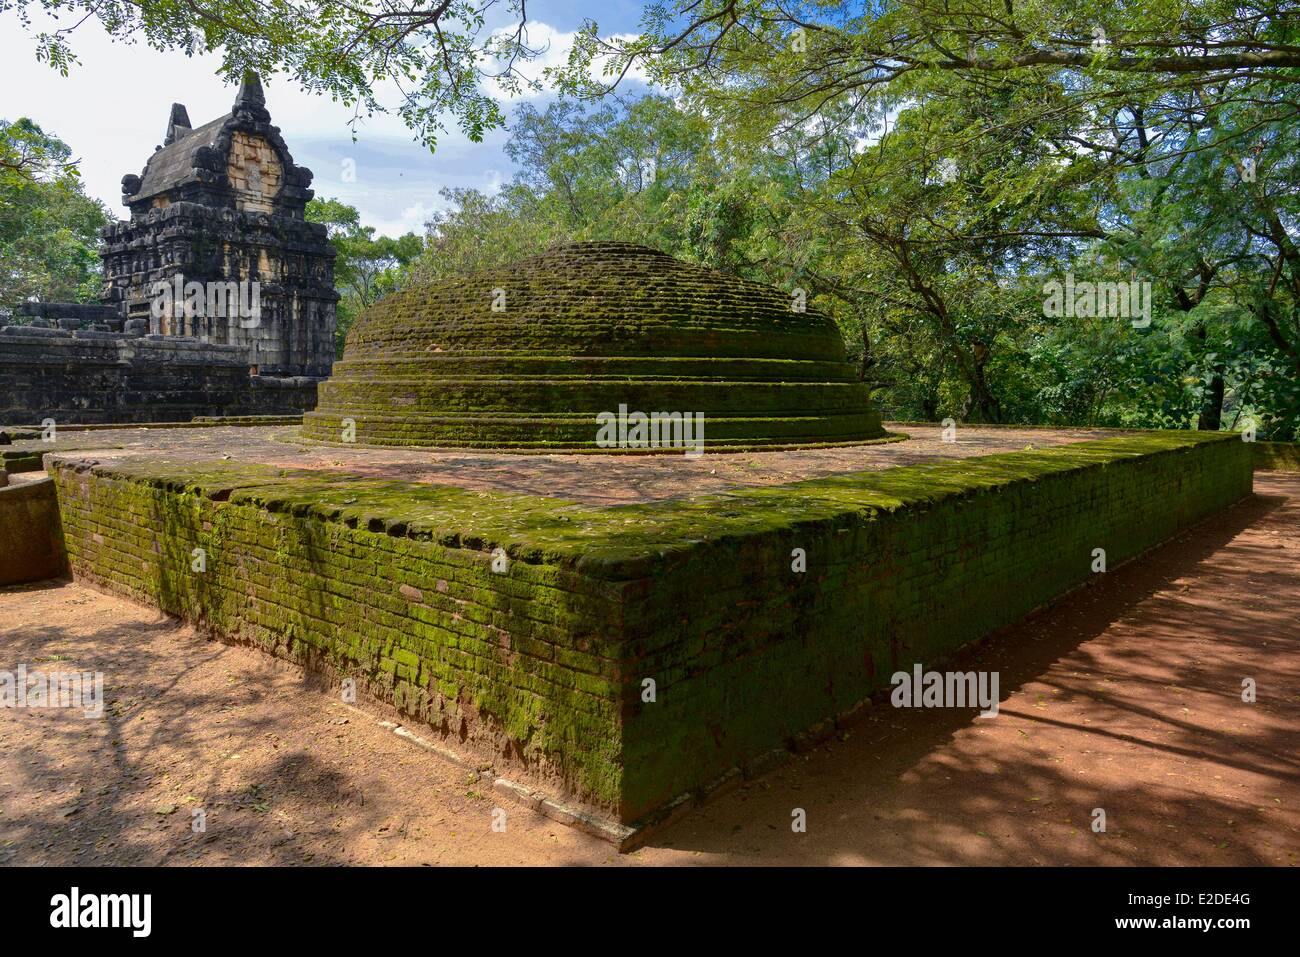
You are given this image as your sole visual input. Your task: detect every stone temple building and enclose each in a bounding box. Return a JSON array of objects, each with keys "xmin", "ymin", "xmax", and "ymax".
[
  {"xmin": 104, "ymin": 73, "xmax": 337, "ymax": 377},
  {"xmin": 0, "ymin": 75, "xmax": 336, "ymax": 424}
]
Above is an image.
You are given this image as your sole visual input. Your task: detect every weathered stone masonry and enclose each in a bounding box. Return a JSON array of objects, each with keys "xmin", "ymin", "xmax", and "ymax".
[
  {"xmin": 0, "ymin": 477, "xmax": 65, "ymax": 586},
  {"xmin": 0, "ymin": 75, "xmax": 335, "ymax": 425},
  {"xmin": 0, "ymin": 326, "xmax": 317, "ymax": 425},
  {"xmin": 106, "ymin": 75, "xmax": 336, "ymax": 377},
  {"xmin": 49, "ymin": 431, "xmax": 1251, "ymax": 830}
]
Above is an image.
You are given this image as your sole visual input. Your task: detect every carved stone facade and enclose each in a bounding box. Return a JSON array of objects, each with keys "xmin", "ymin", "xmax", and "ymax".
[
  {"xmin": 101, "ymin": 75, "xmax": 337, "ymax": 377},
  {"xmin": 0, "ymin": 325, "xmax": 319, "ymax": 424}
]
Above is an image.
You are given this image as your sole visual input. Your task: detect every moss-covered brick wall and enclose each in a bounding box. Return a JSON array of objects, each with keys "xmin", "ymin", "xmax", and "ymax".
[
  {"xmin": 613, "ymin": 432, "xmax": 1253, "ymax": 818},
  {"xmin": 49, "ymin": 431, "xmax": 1251, "ymax": 826},
  {"xmin": 1254, "ymin": 441, "xmax": 1300, "ymax": 471},
  {"xmin": 0, "ymin": 448, "xmax": 44, "ymax": 474},
  {"xmin": 303, "ymin": 242, "xmax": 886, "ymax": 450},
  {"xmin": 51, "ymin": 463, "xmax": 632, "ymax": 809}
]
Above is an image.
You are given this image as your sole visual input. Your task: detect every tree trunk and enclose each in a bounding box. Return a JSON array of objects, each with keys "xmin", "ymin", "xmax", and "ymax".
[
  {"xmin": 1189, "ymin": 322, "xmax": 1226, "ymax": 431},
  {"xmin": 1198, "ymin": 371, "xmax": 1226, "ymax": 431},
  {"xmin": 857, "ymin": 313, "xmax": 875, "ymax": 383},
  {"xmin": 962, "ymin": 342, "xmax": 1001, "ymax": 422}
]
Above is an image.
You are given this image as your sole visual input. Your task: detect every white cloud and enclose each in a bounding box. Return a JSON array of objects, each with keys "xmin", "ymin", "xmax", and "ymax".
[
  {"xmin": 2, "ymin": 12, "xmax": 649, "ymax": 238},
  {"xmin": 370, "ymin": 201, "xmax": 441, "ymax": 237},
  {"xmin": 0, "ymin": 18, "xmax": 425, "ymax": 221},
  {"xmin": 482, "ymin": 169, "xmax": 506, "ymax": 195},
  {"xmin": 483, "ymin": 22, "xmax": 649, "ymax": 101}
]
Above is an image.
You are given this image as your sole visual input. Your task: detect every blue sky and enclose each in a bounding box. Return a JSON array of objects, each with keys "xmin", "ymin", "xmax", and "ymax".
[{"xmin": 1, "ymin": 2, "xmax": 648, "ymax": 236}]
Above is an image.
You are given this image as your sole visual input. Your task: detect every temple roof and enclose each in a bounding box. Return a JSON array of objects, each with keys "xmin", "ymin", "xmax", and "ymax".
[
  {"xmin": 129, "ymin": 114, "xmax": 232, "ymax": 202},
  {"xmin": 120, "ymin": 73, "xmax": 306, "ymax": 211}
]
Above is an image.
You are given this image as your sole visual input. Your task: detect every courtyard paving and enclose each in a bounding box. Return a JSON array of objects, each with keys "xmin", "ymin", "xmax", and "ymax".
[{"xmin": 8, "ymin": 421, "xmax": 1123, "ymax": 504}]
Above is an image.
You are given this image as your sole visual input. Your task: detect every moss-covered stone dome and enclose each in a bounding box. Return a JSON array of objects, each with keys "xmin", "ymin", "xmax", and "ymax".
[{"xmin": 302, "ymin": 242, "xmax": 886, "ymax": 450}]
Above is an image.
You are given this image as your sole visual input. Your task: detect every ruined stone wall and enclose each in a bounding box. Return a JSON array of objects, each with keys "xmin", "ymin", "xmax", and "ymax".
[
  {"xmin": 0, "ymin": 477, "xmax": 66, "ymax": 586},
  {"xmin": 226, "ymin": 132, "xmax": 283, "ymax": 214},
  {"xmin": 47, "ymin": 431, "xmax": 1251, "ymax": 826},
  {"xmin": 0, "ymin": 326, "xmax": 317, "ymax": 424},
  {"xmin": 14, "ymin": 302, "xmax": 121, "ymax": 328},
  {"xmin": 100, "ymin": 203, "xmax": 337, "ymax": 377}
]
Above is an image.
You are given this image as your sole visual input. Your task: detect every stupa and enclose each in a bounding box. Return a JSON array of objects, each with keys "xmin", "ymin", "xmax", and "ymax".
[{"xmin": 302, "ymin": 242, "xmax": 885, "ymax": 449}]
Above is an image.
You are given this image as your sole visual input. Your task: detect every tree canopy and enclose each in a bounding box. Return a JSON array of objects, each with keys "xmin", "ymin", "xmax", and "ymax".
[
  {"xmin": 307, "ymin": 197, "xmax": 423, "ymax": 354},
  {"xmin": 541, "ymin": 1, "xmax": 1298, "ymax": 435},
  {"xmin": 0, "ymin": 117, "xmax": 109, "ymax": 313},
  {"xmin": 5, "ymin": 0, "xmax": 1297, "ymax": 436},
  {"xmin": 8, "ymin": 0, "xmax": 551, "ymax": 146}
]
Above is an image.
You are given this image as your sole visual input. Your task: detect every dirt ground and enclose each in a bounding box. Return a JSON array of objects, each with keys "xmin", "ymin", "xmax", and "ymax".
[{"xmin": 1, "ymin": 474, "xmax": 1296, "ymax": 866}]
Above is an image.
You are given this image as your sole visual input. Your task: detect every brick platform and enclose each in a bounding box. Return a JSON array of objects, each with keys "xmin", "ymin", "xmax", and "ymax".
[{"xmin": 41, "ymin": 426, "xmax": 1253, "ymax": 839}]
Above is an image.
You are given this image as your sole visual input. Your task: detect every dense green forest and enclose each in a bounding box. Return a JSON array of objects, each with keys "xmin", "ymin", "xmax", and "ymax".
[{"xmin": 4, "ymin": 0, "xmax": 1298, "ymax": 437}]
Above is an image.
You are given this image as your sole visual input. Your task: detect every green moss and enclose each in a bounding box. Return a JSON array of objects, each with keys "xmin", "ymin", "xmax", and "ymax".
[
  {"xmin": 48, "ymin": 429, "xmax": 1252, "ymax": 823},
  {"xmin": 306, "ymin": 242, "xmax": 886, "ymax": 449},
  {"xmin": 1254, "ymin": 440, "xmax": 1300, "ymax": 471},
  {"xmin": 0, "ymin": 448, "xmax": 45, "ymax": 473}
]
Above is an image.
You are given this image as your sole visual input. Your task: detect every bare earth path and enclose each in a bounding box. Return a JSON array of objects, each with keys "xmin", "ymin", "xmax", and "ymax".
[{"xmin": 1, "ymin": 475, "xmax": 1296, "ymax": 866}]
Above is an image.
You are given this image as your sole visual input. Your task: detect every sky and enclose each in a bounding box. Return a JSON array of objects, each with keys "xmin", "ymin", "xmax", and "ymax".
[{"xmin": 1, "ymin": 1, "xmax": 648, "ymax": 237}]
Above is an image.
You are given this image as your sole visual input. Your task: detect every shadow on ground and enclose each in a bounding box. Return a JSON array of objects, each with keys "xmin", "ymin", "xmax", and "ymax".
[
  {"xmin": 626, "ymin": 480, "xmax": 1299, "ymax": 865},
  {"xmin": 2, "ymin": 477, "xmax": 1296, "ymax": 866},
  {"xmin": 0, "ymin": 606, "xmax": 429, "ymax": 865}
]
